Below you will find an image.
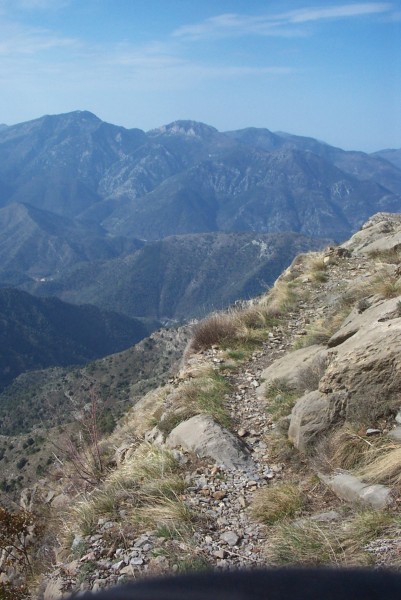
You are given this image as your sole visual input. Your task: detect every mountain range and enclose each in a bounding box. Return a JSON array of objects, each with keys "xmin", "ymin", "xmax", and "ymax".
[
  {"xmin": 0, "ymin": 112, "xmax": 399, "ymax": 244},
  {"xmin": 0, "ymin": 111, "xmax": 399, "ymax": 390}
]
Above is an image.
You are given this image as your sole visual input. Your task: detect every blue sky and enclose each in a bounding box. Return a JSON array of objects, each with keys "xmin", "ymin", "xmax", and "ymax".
[{"xmin": 0, "ymin": 1, "xmax": 400, "ymax": 151}]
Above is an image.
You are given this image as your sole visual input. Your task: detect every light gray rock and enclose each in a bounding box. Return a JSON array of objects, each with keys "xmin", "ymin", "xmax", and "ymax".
[
  {"xmin": 288, "ymin": 390, "xmax": 346, "ymax": 452},
  {"xmin": 220, "ymin": 531, "xmax": 240, "ymax": 546},
  {"xmin": 388, "ymin": 426, "xmax": 401, "ymax": 442},
  {"xmin": 257, "ymin": 345, "xmax": 328, "ymax": 399},
  {"xmin": 51, "ymin": 493, "xmax": 71, "ymax": 509},
  {"xmin": 166, "ymin": 414, "xmax": 255, "ymax": 470},
  {"xmin": 144, "ymin": 426, "xmax": 164, "ymax": 445},
  {"xmin": 321, "ymin": 315, "xmax": 401, "ymax": 421},
  {"xmin": 342, "ymin": 213, "xmax": 401, "ymax": 254},
  {"xmin": 310, "ymin": 510, "xmax": 341, "ymax": 522},
  {"xmin": 328, "ymin": 297, "xmax": 401, "ymax": 348},
  {"xmin": 321, "ymin": 472, "xmax": 392, "ymax": 510}
]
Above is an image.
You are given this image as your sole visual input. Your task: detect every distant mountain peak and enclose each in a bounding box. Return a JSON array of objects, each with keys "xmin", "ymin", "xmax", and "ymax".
[
  {"xmin": 57, "ymin": 109, "xmax": 100, "ymax": 120},
  {"xmin": 148, "ymin": 120, "xmax": 218, "ymax": 139}
]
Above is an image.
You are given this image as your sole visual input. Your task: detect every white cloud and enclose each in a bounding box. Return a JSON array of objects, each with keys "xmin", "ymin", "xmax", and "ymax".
[
  {"xmin": 286, "ymin": 3, "xmax": 392, "ymax": 23},
  {"xmin": 0, "ymin": 22, "xmax": 79, "ymax": 55},
  {"xmin": 173, "ymin": 3, "xmax": 393, "ymax": 40}
]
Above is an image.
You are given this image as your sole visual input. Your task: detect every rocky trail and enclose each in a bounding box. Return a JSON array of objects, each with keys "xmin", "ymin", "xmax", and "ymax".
[{"xmin": 42, "ymin": 220, "xmax": 401, "ymax": 598}]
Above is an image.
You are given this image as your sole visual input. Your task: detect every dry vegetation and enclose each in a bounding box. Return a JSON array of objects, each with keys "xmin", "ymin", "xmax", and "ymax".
[
  {"xmin": 62, "ymin": 443, "xmax": 198, "ymax": 551},
  {"xmin": 265, "ymin": 510, "xmax": 397, "ymax": 567},
  {"xmin": 251, "ymin": 483, "xmax": 306, "ymax": 525},
  {"xmin": 158, "ymin": 368, "xmax": 231, "ymax": 435}
]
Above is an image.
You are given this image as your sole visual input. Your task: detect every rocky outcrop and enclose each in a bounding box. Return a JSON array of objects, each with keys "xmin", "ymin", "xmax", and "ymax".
[
  {"xmin": 28, "ymin": 212, "xmax": 401, "ymax": 595},
  {"xmin": 167, "ymin": 414, "xmax": 255, "ymax": 471},
  {"xmin": 343, "ymin": 212, "xmax": 401, "ymax": 254},
  {"xmin": 321, "ymin": 303, "xmax": 401, "ymax": 422},
  {"xmin": 288, "ymin": 390, "xmax": 347, "ymax": 452},
  {"xmin": 257, "ymin": 345, "xmax": 328, "ymax": 399}
]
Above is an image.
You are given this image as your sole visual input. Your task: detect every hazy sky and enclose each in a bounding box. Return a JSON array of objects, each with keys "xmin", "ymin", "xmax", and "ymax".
[{"xmin": 0, "ymin": 0, "xmax": 400, "ymax": 151}]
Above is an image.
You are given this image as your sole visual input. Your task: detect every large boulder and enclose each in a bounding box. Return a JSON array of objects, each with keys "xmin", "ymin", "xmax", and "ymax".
[
  {"xmin": 321, "ymin": 312, "xmax": 401, "ymax": 422},
  {"xmin": 288, "ymin": 390, "xmax": 346, "ymax": 452},
  {"xmin": 257, "ymin": 345, "xmax": 328, "ymax": 399},
  {"xmin": 342, "ymin": 212, "xmax": 401, "ymax": 254},
  {"xmin": 328, "ymin": 296, "xmax": 401, "ymax": 347},
  {"xmin": 166, "ymin": 414, "xmax": 255, "ymax": 470}
]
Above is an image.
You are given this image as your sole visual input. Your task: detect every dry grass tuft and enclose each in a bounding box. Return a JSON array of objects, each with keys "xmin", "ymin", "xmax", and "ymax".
[
  {"xmin": 267, "ymin": 520, "xmax": 344, "ymax": 566},
  {"xmin": 251, "ymin": 482, "xmax": 305, "ymax": 525},
  {"xmin": 294, "ymin": 318, "xmax": 333, "ymax": 348},
  {"xmin": 266, "ymin": 510, "xmax": 395, "ymax": 567},
  {"xmin": 328, "ymin": 426, "xmax": 373, "ymax": 470},
  {"xmin": 158, "ymin": 369, "xmax": 231, "ymax": 435},
  {"xmin": 189, "ymin": 312, "xmax": 240, "ymax": 351},
  {"xmin": 367, "ymin": 246, "xmax": 401, "ymax": 265},
  {"xmin": 357, "ymin": 445, "xmax": 401, "ymax": 488},
  {"xmin": 263, "ymin": 281, "xmax": 298, "ymax": 316},
  {"xmin": 63, "ymin": 443, "xmax": 196, "ymax": 545},
  {"xmin": 372, "ymin": 273, "xmax": 401, "ymax": 299},
  {"xmin": 265, "ymin": 379, "xmax": 299, "ymax": 420}
]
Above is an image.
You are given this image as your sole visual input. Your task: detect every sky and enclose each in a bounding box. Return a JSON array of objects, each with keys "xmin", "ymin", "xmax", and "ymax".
[{"xmin": 0, "ymin": 1, "xmax": 400, "ymax": 152}]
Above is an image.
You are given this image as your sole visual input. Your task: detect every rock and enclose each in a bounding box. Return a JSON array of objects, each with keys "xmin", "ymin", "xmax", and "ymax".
[
  {"xmin": 51, "ymin": 493, "xmax": 70, "ymax": 509},
  {"xmin": 213, "ymin": 491, "xmax": 227, "ymax": 500},
  {"xmin": 342, "ymin": 213, "xmax": 401, "ymax": 254},
  {"xmin": 220, "ymin": 531, "xmax": 240, "ymax": 546},
  {"xmin": 167, "ymin": 415, "xmax": 255, "ymax": 470},
  {"xmin": 72, "ymin": 535, "xmax": 84, "ymax": 550},
  {"xmin": 327, "ymin": 297, "xmax": 401, "ymax": 348},
  {"xmin": 45, "ymin": 490, "xmax": 56, "ymax": 504},
  {"xmin": 288, "ymin": 390, "xmax": 346, "ymax": 452},
  {"xmin": 257, "ymin": 345, "xmax": 328, "ymax": 399},
  {"xmin": 321, "ymin": 313, "xmax": 401, "ymax": 421},
  {"xmin": 309, "ymin": 510, "xmax": 341, "ymax": 522},
  {"xmin": 114, "ymin": 443, "xmax": 136, "ymax": 465},
  {"xmin": 20, "ymin": 485, "xmax": 38, "ymax": 511},
  {"xmin": 321, "ymin": 472, "xmax": 392, "ymax": 510},
  {"xmin": 366, "ymin": 428, "xmax": 382, "ymax": 436},
  {"xmin": 144, "ymin": 426, "xmax": 164, "ymax": 445},
  {"xmin": 388, "ymin": 426, "xmax": 401, "ymax": 442}
]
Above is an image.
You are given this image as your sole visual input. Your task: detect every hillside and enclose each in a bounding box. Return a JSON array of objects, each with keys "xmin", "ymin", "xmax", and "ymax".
[
  {"xmin": 3, "ymin": 213, "xmax": 401, "ymax": 598},
  {"xmin": 0, "ymin": 202, "xmax": 143, "ymax": 283},
  {"xmin": 0, "ymin": 288, "xmax": 156, "ymax": 392},
  {"xmin": 23, "ymin": 231, "xmax": 329, "ymax": 321}
]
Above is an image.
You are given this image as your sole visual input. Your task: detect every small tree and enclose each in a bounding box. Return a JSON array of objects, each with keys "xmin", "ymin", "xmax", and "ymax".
[{"xmin": 52, "ymin": 389, "xmax": 105, "ymax": 486}]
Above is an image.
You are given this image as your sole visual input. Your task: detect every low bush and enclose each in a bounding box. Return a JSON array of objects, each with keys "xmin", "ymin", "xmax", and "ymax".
[{"xmin": 189, "ymin": 313, "xmax": 240, "ymax": 351}]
